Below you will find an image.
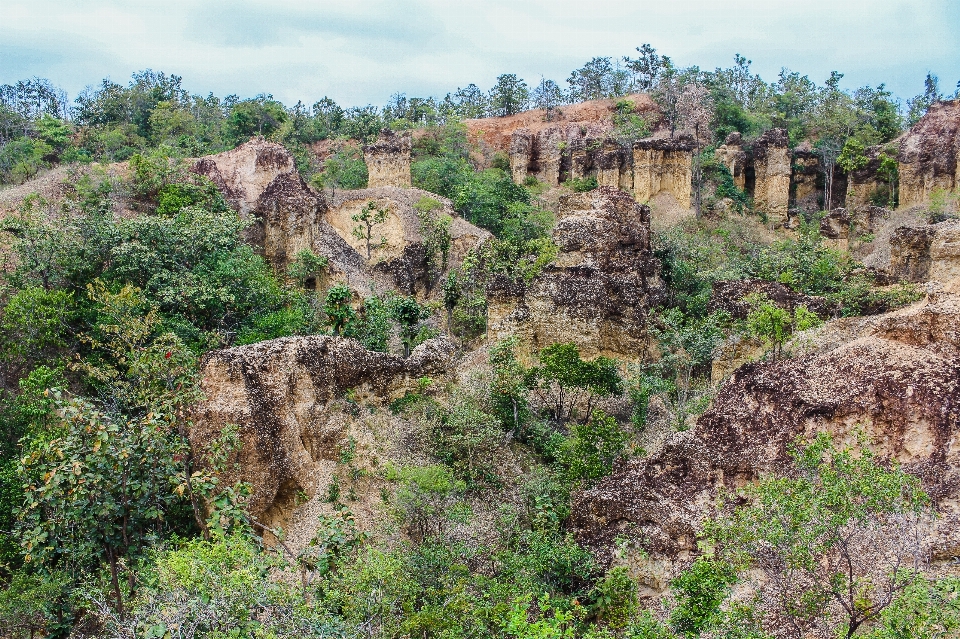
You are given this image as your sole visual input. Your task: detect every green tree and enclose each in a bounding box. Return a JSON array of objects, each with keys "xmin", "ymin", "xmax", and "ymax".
[
  {"xmin": 222, "ymin": 96, "xmax": 287, "ymax": 146},
  {"xmin": 745, "ymin": 294, "xmax": 821, "ymax": 360},
  {"xmin": 388, "ymin": 295, "xmax": 430, "ymax": 357},
  {"xmin": 705, "ymin": 434, "xmax": 936, "ymax": 639},
  {"xmin": 560, "ymin": 411, "xmax": 629, "ymax": 485},
  {"xmin": 323, "ymin": 284, "xmax": 357, "ymax": 337},
  {"xmin": 352, "ymin": 201, "xmax": 389, "ymax": 259},
  {"xmin": 528, "ymin": 343, "xmax": 623, "ymax": 423},
  {"xmin": 488, "ymin": 74, "xmax": 530, "ymax": 117}
]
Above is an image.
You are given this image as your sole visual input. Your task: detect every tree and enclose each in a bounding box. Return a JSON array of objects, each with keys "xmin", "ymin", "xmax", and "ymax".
[
  {"xmin": 527, "ymin": 343, "xmax": 623, "ymax": 423},
  {"xmin": 414, "ymin": 197, "xmax": 452, "ymax": 290},
  {"xmin": 351, "ymin": 200, "xmax": 389, "ymax": 259},
  {"xmin": 705, "ymin": 434, "xmax": 938, "ymax": 639},
  {"xmin": 745, "ymin": 294, "xmax": 822, "ymax": 360},
  {"xmin": 223, "ymin": 96, "xmax": 287, "ymax": 145},
  {"xmin": 676, "ymin": 84, "xmax": 715, "ymax": 217},
  {"xmin": 488, "ymin": 74, "xmax": 530, "ymax": 117},
  {"xmin": 19, "ymin": 397, "xmax": 189, "ymax": 619},
  {"xmin": 567, "ymin": 57, "xmax": 616, "ymax": 102},
  {"xmin": 388, "ymin": 295, "xmax": 430, "ymax": 357},
  {"xmin": 813, "ymin": 72, "xmax": 858, "ymax": 210},
  {"xmin": 907, "ymin": 73, "xmax": 942, "ymax": 125},
  {"xmin": 323, "ymin": 284, "xmax": 357, "ymax": 337},
  {"xmin": 560, "ymin": 410, "xmax": 629, "ymax": 485},
  {"xmin": 531, "ymin": 78, "xmax": 565, "ymax": 112},
  {"xmin": 623, "ymin": 44, "xmax": 669, "ymax": 92}
]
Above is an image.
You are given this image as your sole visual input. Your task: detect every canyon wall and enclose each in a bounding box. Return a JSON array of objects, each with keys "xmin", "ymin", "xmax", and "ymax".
[{"xmin": 752, "ymin": 128, "xmax": 791, "ymax": 225}]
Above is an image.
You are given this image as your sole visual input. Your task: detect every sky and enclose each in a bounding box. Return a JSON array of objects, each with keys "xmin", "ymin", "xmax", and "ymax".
[{"xmin": 2, "ymin": 0, "xmax": 959, "ymax": 108}]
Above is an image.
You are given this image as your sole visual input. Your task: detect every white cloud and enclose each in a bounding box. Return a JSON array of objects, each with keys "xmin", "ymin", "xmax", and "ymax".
[{"xmin": 2, "ymin": 0, "xmax": 958, "ymax": 106}]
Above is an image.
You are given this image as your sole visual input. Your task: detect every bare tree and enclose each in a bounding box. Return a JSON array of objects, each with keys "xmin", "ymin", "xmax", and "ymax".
[{"xmin": 677, "ymin": 83, "xmax": 715, "ymax": 217}]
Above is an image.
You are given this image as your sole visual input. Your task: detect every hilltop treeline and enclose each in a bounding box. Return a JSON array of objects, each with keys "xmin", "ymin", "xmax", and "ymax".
[{"xmin": 2, "ymin": 45, "xmax": 957, "ymax": 186}]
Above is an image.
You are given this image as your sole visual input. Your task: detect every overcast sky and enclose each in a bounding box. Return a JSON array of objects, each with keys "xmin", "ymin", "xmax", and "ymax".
[{"xmin": 3, "ymin": 0, "xmax": 959, "ymax": 108}]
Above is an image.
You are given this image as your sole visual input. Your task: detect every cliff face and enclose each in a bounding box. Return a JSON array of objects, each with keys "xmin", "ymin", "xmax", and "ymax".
[
  {"xmin": 752, "ymin": 128, "xmax": 791, "ymax": 225},
  {"xmin": 889, "ymin": 219, "xmax": 960, "ymax": 287},
  {"xmin": 363, "ymin": 129, "xmax": 412, "ymax": 188},
  {"xmin": 487, "ymin": 186, "xmax": 662, "ymax": 359},
  {"xmin": 714, "ymin": 132, "xmax": 747, "ymax": 191},
  {"xmin": 899, "ymin": 100, "xmax": 960, "ymax": 208},
  {"xmin": 325, "ymin": 187, "xmax": 491, "ymax": 295},
  {"xmin": 632, "ymin": 136, "xmax": 694, "ymax": 209},
  {"xmin": 192, "ymin": 139, "xmax": 363, "ymax": 275},
  {"xmin": 571, "ymin": 292, "xmax": 960, "ymax": 590},
  {"xmin": 191, "ymin": 336, "xmax": 456, "ymax": 527},
  {"xmin": 846, "ymin": 144, "xmax": 894, "ymax": 209}
]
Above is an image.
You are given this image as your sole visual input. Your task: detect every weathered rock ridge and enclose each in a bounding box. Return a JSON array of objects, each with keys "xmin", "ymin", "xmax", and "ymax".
[
  {"xmin": 191, "ymin": 336, "xmax": 456, "ymax": 524},
  {"xmin": 192, "ymin": 138, "xmax": 365, "ymax": 277},
  {"xmin": 571, "ymin": 292, "xmax": 960, "ymax": 590},
  {"xmin": 488, "ymin": 186, "xmax": 662, "ymax": 359}
]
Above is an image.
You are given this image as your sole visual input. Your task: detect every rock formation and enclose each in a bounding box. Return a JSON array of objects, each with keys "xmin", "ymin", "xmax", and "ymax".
[
  {"xmin": 191, "ymin": 336, "xmax": 456, "ymax": 525},
  {"xmin": 889, "ymin": 219, "xmax": 960, "ymax": 286},
  {"xmin": 752, "ymin": 128, "xmax": 791, "ymax": 225},
  {"xmin": 363, "ymin": 129, "xmax": 412, "ymax": 188},
  {"xmin": 791, "ymin": 145, "xmax": 821, "ymax": 213},
  {"xmin": 713, "ymin": 132, "xmax": 748, "ymax": 191},
  {"xmin": 898, "ymin": 99, "xmax": 960, "ymax": 208},
  {"xmin": 707, "ymin": 279, "xmax": 834, "ymax": 320},
  {"xmin": 846, "ymin": 144, "xmax": 896, "ymax": 209},
  {"xmin": 487, "ymin": 186, "xmax": 662, "ymax": 359},
  {"xmin": 571, "ymin": 292, "xmax": 960, "ymax": 591},
  {"xmin": 192, "ymin": 138, "xmax": 364, "ymax": 275},
  {"xmin": 632, "ymin": 136, "xmax": 694, "ymax": 209},
  {"xmin": 325, "ymin": 187, "xmax": 491, "ymax": 295}
]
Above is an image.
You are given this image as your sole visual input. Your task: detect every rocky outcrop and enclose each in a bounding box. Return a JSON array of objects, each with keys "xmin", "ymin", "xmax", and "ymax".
[
  {"xmin": 192, "ymin": 138, "xmax": 364, "ymax": 275},
  {"xmin": 707, "ymin": 279, "xmax": 834, "ymax": 320},
  {"xmin": 846, "ymin": 145, "xmax": 896, "ymax": 209},
  {"xmin": 191, "ymin": 336, "xmax": 456, "ymax": 524},
  {"xmin": 898, "ymin": 100, "xmax": 960, "ymax": 208},
  {"xmin": 571, "ymin": 293, "xmax": 960, "ymax": 590},
  {"xmin": 325, "ymin": 187, "xmax": 491, "ymax": 295},
  {"xmin": 889, "ymin": 219, "xmax": 960, "ymax": 286},
  {"xmin": 632, "ymin": 136, "xmax": 694, "ymax": 209},
  {"xmin": 487, "ymin": 186, "xmax": 662, "ymax": 359},
  {"xmin": 363, "ymin": 129, "xmax": 412, "ymax": 188},
  {"xmin": 791, "ymin": 147, "xmax": 821, "ymax": 213},
  {"xmin": 714, "ymin": 132, "xmax": 747, "ymax": 191},
  {"xmin": 753, "ymin": 128, "xmax": 791, "ymax": 225}
]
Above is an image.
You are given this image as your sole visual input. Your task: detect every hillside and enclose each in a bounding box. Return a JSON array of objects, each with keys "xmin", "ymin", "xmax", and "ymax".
[{"xmin": 2, "ymin": 59, "xmax": 960, "ymax": 639}]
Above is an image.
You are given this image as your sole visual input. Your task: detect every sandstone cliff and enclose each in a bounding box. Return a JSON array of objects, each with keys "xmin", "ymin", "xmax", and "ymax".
[
  {"xmin": 571, "ymin": 291, "xmax": 960, "ymax": 591},
  {"xmin": 487, "ymin": 186, "xmax": 662, "ymax": 359},
  {"xmin": 888, "ymin": 219, "xmax": 960, "ymax": 288},
  {"xmin": 363, "ymin": 129, "xmax": 412, "ymax": 188},
  {"xmin": 752, "ymin": 128, "xmax": 791, "ymax": 225},
  {"xmin": 714, "ymin": 132, "xmax": 747, "ymax": 192},
  {"xmin": 192, "ymin": 138, "xmax": 365, "ymax": 277},
  {"xmin": 325, "ymin": 186, "xmax": 491, "ymax": 295},
  {"xmin": 898, "ymin": 99, "xmax": 960, "ymax": 208},
  {"xmin": 191, "ymin": 336, "xmax": 456, "ymax": 529}
]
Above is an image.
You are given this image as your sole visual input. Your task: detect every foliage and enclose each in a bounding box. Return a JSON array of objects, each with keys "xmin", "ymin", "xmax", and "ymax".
[
  {"xmin": 744, "ymin": 293, "xmax": 822, "ymax": 360},
  {"xmin": 564, "ymin": 175, "xmax": 598, "ymax": 192},
  {"xmin": 527, "ymin": 343, "xmax": 623, "ymax": 423},
  {"xmin": 415, "ymin": 196, "xmax": 452, "ymax": 289},
  {"xmin": 322, "ymin": 283, "xmax": 357, "ymax": 337},
  {"xmin": 704, "ymin": 434, "xmax": 936, "ymax": 639},
  {"xmin": 311, "ymin": 145, "xmax": 368, "ymax": 191},
  {"xmin": 559, "ymin": 411, "xmax": 630, "ymax": 486},
  {"xmin": 352, "ymin": 200, "xmax": 389, "ymax": 259}
]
